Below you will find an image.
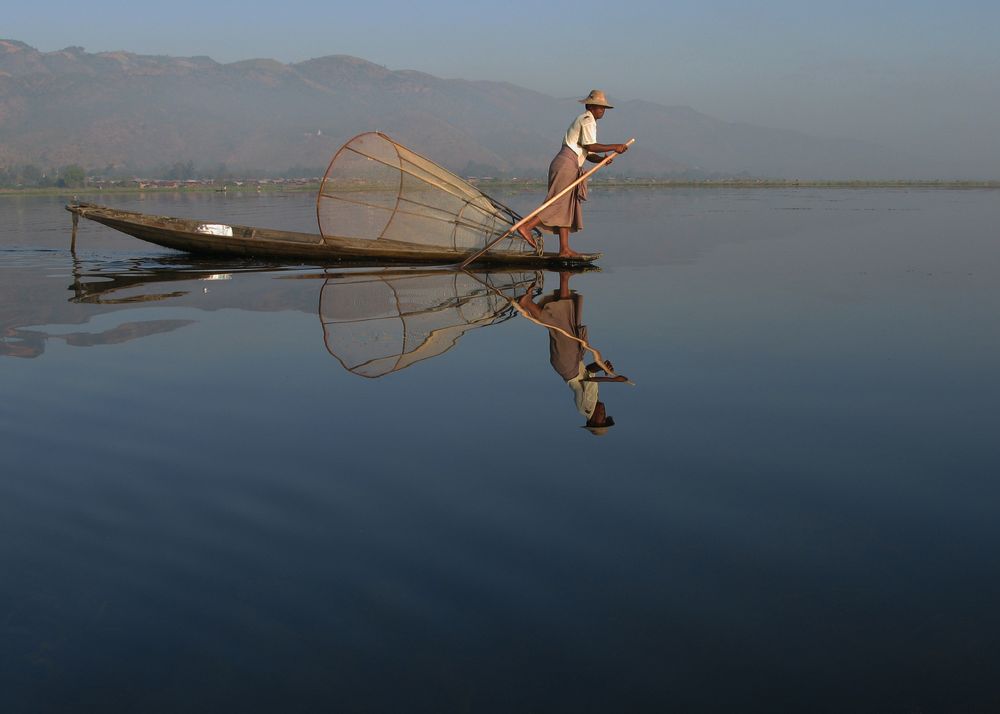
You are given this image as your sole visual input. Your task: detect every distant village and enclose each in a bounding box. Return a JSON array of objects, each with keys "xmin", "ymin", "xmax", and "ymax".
[{"xmin": 98, "ymin": 177, "xmax": 322, "ymax": 191}]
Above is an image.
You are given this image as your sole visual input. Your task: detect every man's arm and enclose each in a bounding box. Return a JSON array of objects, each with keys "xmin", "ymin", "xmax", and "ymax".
[{"xmin": 583, "ymin": 143, "xmax": 630, "ymax": 155}]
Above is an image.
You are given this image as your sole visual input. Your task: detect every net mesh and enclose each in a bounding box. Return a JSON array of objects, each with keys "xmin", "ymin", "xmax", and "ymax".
[
  {"xmin": 320, "ymin": 269, "xmax": 539, "ymax": 378},
  {"xmin": 317, "ymin": 132, "xmax": 535, "ymax": 254}
]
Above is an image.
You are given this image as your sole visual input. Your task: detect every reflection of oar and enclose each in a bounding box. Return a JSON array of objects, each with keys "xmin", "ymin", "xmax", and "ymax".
[
  {"xmin": 457, "ymin": 138, "xmax": 636, "ymax": 269},
  {"xmin": 464, "ymin": 270, "xmax": 635, "ymax": 386}
]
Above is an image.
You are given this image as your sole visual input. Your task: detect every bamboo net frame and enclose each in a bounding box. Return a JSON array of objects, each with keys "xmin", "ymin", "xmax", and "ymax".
[
  {"xmin": 319, "ymin": 269, "xmax": 539, "ymax": 378},
  {"xmin": 317, "ymin": 132, "xmax": 539, "ymax": 255}
]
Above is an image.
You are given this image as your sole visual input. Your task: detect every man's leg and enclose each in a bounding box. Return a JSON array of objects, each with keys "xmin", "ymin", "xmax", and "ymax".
[{"xmin": 557, "ymin": 227, "xmax": 581, "ymax": 258}]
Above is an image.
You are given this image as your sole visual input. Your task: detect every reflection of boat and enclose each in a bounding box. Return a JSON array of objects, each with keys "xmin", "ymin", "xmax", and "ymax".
[
  {"xmin": 68, "ymin": 257, "xmax": 293, "ymax": 305},
  {"xmin": 67, "ymin": 202, "xmax": 599, "ymax": 267},
  {"xmin": 320, "ymin": 269, "xmax": 538, "ymax": 378},
  {"xmin": 56, "ymin": 257, "xmax": 545, "ymax": 378}
]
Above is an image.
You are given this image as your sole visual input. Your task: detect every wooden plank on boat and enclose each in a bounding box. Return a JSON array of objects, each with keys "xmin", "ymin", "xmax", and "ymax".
[{"xmin": 65, "ymin": 203, "xmax": 601, "ymax": 267}]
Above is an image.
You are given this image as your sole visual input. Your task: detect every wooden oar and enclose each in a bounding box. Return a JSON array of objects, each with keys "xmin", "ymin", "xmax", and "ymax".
[{"xmin": 457, "ymin": 138, "xmax": 635, "ymax": 269}]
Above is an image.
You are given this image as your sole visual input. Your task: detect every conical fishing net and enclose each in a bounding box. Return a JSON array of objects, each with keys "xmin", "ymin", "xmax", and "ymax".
[
  {"xmin": 320, "ymin": 269, "xmax": 539, "ymax": 378},
  {"xmin": 317, "ymin": 132, "xmax": 538, "ymax": 255}
]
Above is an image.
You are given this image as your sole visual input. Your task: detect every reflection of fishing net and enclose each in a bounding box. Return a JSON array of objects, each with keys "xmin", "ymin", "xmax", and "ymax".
[
  {"xmin": 320, "ymin": 270, "xmax": 538, "ymax": 378},
  {"xmin": 317, "ymin": 132, "xmax": 537, "ymax": 254}
]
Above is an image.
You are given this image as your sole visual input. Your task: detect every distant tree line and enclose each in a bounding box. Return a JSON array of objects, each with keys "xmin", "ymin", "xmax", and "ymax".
[
  {"xmin": 0, "ymin": 164, "xmax": 87, "ymax": 188},
  {"xmin": 147, "ymin": 162, "xmax": 325, "ymax": 181},
  {"xmin": 1, "ymin": 161, "xmax": 339, "ymax": 187},
  {"xmin": 0, "ymin": 156, "xmax": 761, "ymax": 188}
]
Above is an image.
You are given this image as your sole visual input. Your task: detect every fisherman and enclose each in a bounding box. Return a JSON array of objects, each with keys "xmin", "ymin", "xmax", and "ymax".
[
  {"xmin": 518, "ymin": 90, "xmax": 630, "ymax": 258},
  {"xmin": 518, "ymin": 271, "xmax": 628, "ymax": 434}
]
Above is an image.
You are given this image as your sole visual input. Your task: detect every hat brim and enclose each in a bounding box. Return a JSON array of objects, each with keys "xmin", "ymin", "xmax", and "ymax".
[{"xmin": 579, "ymin": 99, "xmax": 614, "ymax": 109}]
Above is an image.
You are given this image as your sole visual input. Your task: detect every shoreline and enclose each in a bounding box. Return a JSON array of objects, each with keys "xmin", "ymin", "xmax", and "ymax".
[{"xmin": 2, "ymin": 179, "xmax": 998, "ymax": 198}]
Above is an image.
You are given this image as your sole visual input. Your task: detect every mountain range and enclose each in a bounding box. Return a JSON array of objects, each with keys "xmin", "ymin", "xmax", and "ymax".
[{"xmin": 0, "ymin": 39, "xmax": 937, "ymax": 179}]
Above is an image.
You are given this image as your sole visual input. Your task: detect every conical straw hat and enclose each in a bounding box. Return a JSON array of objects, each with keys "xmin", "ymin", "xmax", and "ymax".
[{"xmin": 579, "ymin": 89, "xmax": 614, "ymax": 108}]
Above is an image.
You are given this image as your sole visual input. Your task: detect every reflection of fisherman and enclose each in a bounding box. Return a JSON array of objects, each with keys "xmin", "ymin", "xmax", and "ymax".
[{"xmin": 518, "ymin": 271, "xmax": 628, "ymax": 435}]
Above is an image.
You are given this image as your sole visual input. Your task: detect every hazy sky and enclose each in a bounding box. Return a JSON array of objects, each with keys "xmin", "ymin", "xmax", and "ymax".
[{"xmin": 8, "ymin": 0, "xmax": 1000, "ymax": 175}]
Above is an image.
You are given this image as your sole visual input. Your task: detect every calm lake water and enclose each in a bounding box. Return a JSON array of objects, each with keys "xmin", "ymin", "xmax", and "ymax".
[{"xmin": 2, "ymin": 187, "xmax": 999, "ymax": 712}]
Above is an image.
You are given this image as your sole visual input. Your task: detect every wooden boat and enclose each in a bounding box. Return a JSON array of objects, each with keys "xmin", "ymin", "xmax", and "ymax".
[{"xmin": 65, "ymin": 202, "xmax": 601, "ymax": 267}]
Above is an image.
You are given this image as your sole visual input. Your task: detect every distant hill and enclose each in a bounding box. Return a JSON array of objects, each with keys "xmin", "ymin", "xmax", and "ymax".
[{"xmin": 0, "ymin": 39, "xmax": 936, "ymax": 179}]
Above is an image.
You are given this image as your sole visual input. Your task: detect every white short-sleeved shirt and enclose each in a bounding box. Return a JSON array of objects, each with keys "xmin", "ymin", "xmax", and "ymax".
[{"xmin": 563, "ymin": 110, "xmax": 598, "ymax": 167}]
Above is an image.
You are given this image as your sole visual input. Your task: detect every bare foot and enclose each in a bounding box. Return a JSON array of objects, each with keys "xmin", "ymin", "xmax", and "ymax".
[
  {"xmin": 517, "ymin": 227, "xmax": 538, "ymax": 250},
  {"xmin": 557, "ymin": 249, "xmax": 584, "ymax": 259}
]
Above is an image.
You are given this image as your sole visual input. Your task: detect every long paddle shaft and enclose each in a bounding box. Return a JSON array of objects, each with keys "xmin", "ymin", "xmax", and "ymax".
[{"xmin": 458, "ymin": 138, "xmax": 635, "ymax": 269}]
